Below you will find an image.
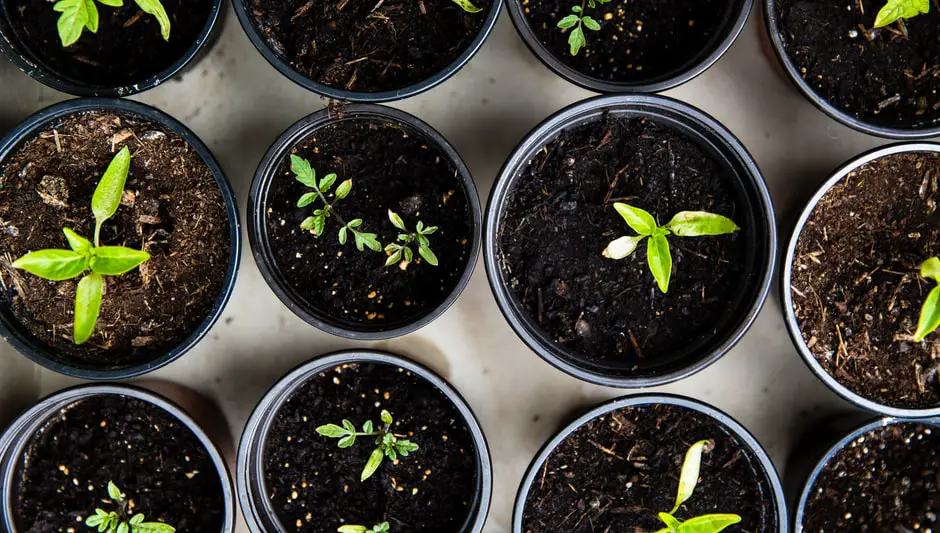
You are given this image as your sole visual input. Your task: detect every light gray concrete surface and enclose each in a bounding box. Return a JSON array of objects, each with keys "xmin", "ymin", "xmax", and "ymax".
[{"xmin": 0, "ymin": 4, "xmax": 917, "ymax": 532}]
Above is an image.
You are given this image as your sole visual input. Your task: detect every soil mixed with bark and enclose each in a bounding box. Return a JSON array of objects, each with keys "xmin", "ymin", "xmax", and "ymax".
[{"xmin": 791, "ymin": 152, "xmax": 940, "ymax": 409}]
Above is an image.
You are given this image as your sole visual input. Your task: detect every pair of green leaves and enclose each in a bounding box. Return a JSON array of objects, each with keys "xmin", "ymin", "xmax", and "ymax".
[
  {"xmin": 914, "ymin": 257, "xmax": 940, "ymax": 341},
  {"xmin": 556, "ymin": 0, "xmax": 611, "ymax": 55},
  {"xmin": 451, "ymin": 0, "xmax": 483, "ymax": 12},
  {"xmin": 85, "ymin": 481, "xmax": 175, "ymax": 533},
  {"xmin": 874, "ymin": 0, "xmax": 929, "ymax": 27},
  {"xmin": 653, "ymin": 441, "xmax": 742, "ymax": 533},
  {"xmin": 338, "ymin": 523, "xmax": 390, "ymax": 533},
  {"xmin": 54, "ymin": 0, "xmax": 171, "ymax": 47},
  {"xmin": 385, "ymin": 210, "xmax": 439, "ymax": 268},
  {"xmin": 316, "ymin": 410, "xmax": 420, "ymax": 482},
  {"xmin": 12, "ymin": 147, "xmax": 150, "ymax": 345},
  {"xmin": 602, "ymin": 203, "xmax": 740, "ymax": 293}
]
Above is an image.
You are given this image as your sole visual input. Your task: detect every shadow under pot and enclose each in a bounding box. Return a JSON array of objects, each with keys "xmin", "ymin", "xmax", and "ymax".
[
  {"xmin": 783, "ymin": 143, "xmax": 940, "ymax": 417},
  {"xmin": 0, "ymin": 0, "xmax": 222, "ymax": 96},
  {"xmin": 0, "ymin": 384, "xmax": 236, "ymax": 532},
  {"xmin": 0, "ymin": 98, "xmax": 240, "ymax": 379},
  {"xmin": 232, "ymin": 0, "xmax": 502, "ymax": 102},
  {"xmin": 484, "ymin": 94, "xmax": 776, "ymax": 387},
  {"xmin": 764, "ymin": 0, "xmax": 940, "ymax": 138},
  {"xmin": 514, "ymin": 394, "xmax": 787, "ymax": 533},
  {"xmin": 248, "ymin": 104, "xmax": 481, "ymax": 339},
  {"xmin": 236, "ymin": 350, "xmax": 493, "ymax": 533}
]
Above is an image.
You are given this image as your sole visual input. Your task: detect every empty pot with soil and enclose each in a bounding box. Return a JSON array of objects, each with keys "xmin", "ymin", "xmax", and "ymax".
[
  {"xmin": 0, "ymin": 0, "xmax": 223, "ymax": 96},
  {"xmin": 0, "ymin": 98, "xmax": 240, "ymax": 379},
  {"xmin": 484, "ymin": 94, "xmax": 776, "ymax": 387},
  {"xmin": 514, "ymin": 394, "xmax": 787, "ymax": 533},
  {"xmin": 236, "ymin": 350, "xmax": 492, "ymax": 533},
  {"xmin": 0, "ymin": 383, "xmax": 236, "ymax": 532},
  {"xmin": 784, "ymin": 143, "xmax": 940, "ymax": 417},
  {"xmin": 765, "ymin": 0, "xmax": 940, "ymax": 138},
  {"xmin": 233, "ymin": 0, "xmax": 502, "ymax": 101},
  {"xmin": 248, "ymin": 104, "xmax": 480, "ymax": 339}
]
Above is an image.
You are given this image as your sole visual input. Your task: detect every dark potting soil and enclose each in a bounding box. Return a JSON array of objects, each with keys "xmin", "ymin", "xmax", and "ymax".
[
  {"xmin": 776, "ymin": 0, "xmax": 940, "ymax": 130},
  {"xmin": 249, "ymin": 0, "xmax": 491, "ymax": 93},
  {"xmin": 262, "ymin": 362, "xmax": 479, "ymax": 532},
  {"xmin": 12, "ymin": 394, "xmax": 225, "ymax": 532},
  {"xmin": 0, "ymin": 110, "xmax": 231, "ymax": 368},
  {"xmin": 802, "ymin": 422, "xmax": 940, "ymax": 532},
  {"xmin": 264, "ymin": 118, "xmax": 473, "ymax": 330},
  {"xmin": 498, "ymin": 115, "xmax": 746, "ymax": 369},
  {"xmin": 5, "ymin": 0, "xmax": 212, "ymax": 89},
  {"xmin": 791, "ymin": 152, "xmax": 940, "ymax": 409},
  {"xmin": 522, "ymin": 0, "xmax": 729, "ymax": 83},
  {"xmin": 522, "ymin": 403, "xmax": 777, "ymax": 533}
]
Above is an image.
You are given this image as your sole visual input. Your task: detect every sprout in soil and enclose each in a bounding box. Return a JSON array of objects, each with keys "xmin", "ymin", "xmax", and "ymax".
[
  {"xmin": 12, "ymin": 147, "xmax": 151, "ymax": 345},
  {"xmin": 316, "ymin": 409, "xmax": 419, "ymax": 482},
  {"xmin": 873, "ymin": 0, "xmax": 928, "ymax": 27},
  {"xmin": 654, "ymin": 440, "xmax": 742, "ymax": 533},
  {"xmin": 556, "ymin": 0, "xmax": 612, "ymax": 55},
  {"xmin": 914, "ymin": 257, "xmax": 940, "ymax": 341},
  {"xmin": 54, "ymin": 0, "xmax": 171, "ymax": 47},
  {"xmin": 338, "ymin": 523, "xmax": 390, "ymax": 533},
  {"xmin": 452, "ymin": 0, "xmax": 483, "ymax": 13},
  {"xmin": 85, "ymin": 481, "xmax": 176, "ymax": 533},
  {"xmin": 384, "ymin": 210, "xmax": 439, "ymax": 270},
  {"xmin": 602, "ymin": 202, "xmax": 739, "ymax": 293},
  {"xmin": 291, "ymin": 155, "xmax": 381, "ymax": 253}
]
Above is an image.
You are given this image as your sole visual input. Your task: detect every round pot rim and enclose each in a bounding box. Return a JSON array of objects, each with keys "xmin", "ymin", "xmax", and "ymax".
[
  {"xmin": 247, "ymin": 103, "xmax": 482, "ymax": 340},
  {"xmin": 504, "ymin": 0, "xmax": 753, "ymax": 94},
  {"xmin": 483, "ymin": 93, "xmax": 776, "ymax": 388},
  {"xmin": 762, "ymin": 0, "xmax": 940, "ymax": 140},
  {"xmin": 0, "ymin": 382, "xmax": 237, "ymax": 532},
  {"xmin": 511, "ymin": 393, "xmax": 788, "ymax": 533},
  {"xmin": 782, "ymin": 141, "xmax": 940, "ymax": 418},
  {"xmin": 0, "ymin": 97, "xmax": 242, "ymax": 380},
  {"xmin": 231, "ymin": 0, "xmax": 503, "ymax": 102},
  {"xmin": 235, "ymin": 349, "xmax": 493, "ymax": 533},
  {"xmin": 0, "ymin": 0, "xmax": 223, "ymax": 97}
]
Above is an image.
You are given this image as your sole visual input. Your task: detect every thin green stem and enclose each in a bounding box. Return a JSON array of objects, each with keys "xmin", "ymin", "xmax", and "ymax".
[
  {"xmin": 311, "ymin": 184, "xmax": 348, "ymax": 227},
  {"xmin": 94, "ymin": 221, "xmax": 102, "ymax": 248}
]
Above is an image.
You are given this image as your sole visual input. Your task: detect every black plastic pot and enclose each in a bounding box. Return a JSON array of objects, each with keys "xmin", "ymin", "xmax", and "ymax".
[
  {"xmin": 0, "ymin": 98, "xmax": 241, "ymax": 380},
  {"xmin": 0, "ymin": 0, "xmax": 224, "ymax": 97},
  {"xmin": 232, "ymin": 0, "xmax": 501, "ymax": 102},
  {"xmin": 506, "ymin": 0, "xmax": 751, "ymax": 93},
  {"xmin": 248, "ymin": 103, "xmax": 481, "ymax": 340},
  {"xmin": 0, "ymin": 383, "xmax": 237, "ymax": 532},
  {"xmin": 781, "ymin": 142, "xmax": 940, "ymax": 418},
  {"xmin": 236, "ymin": 349, "xmax": 493, "ymax": 533},
  {"xmin": 484, "ymin": 94, "xmax": 776, "ymax": 387},
  {"xmin": 513, "ymin": 393, "xmax": 788, "ymax": 533}
]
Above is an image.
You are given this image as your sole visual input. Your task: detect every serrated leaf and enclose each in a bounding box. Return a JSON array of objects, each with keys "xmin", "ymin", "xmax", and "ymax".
[
  {"xmin": 603, "ymin": 235, "xmax": 644, "ymax": 260},
  {"xmin": 134, "ymin": 0, "xmax": 171, "ymax": 40},
  {"xmin": 355, "ymin": 232, "xmax": 382, "ymax": 252},
  {"xmin": 676, "ymin": 514, "xmax": 742, "ymax": 533},
  {"xmin": 335, "ymin": 179, "xmax": 352, "ymax": 200},
  {"xmin": 874, "ymin": 0, "xmax": 929, "ymax": 27},
  {"xmin": 451, "ymin": 0, "xmax": 483, "ymax": 12},
  {"xmin": 290, "ymin": 155, "xmax": 316, "ymax": 187},
  {"xmin": 388, "ymin": 210, "xmax": 407, "ymax": 231},
  {"xmin": 666, "ymin": 212, "xmax": 740, "ymax": 237},
  {"xmin": 297, "ymin": 192, "xmax": 318, "ymax": 208},
  {"xmin": 338, "ymin": 435, "xmax": 356, "ymax": 448},
  {"xmin": 92, "ymin": 147, "xmax": 131, "ymax": 231},
  {"xmin": 319, "ymin": 173, "xmax": 337, "ymax": 192},
  {"xmin": 613, "ymin": 203, "xmax": 657, "ymax": 235},
  {"xmin": 568, "ymin": 24, "xmax": 586, "ymax": 55},
  {"xmin": 361, "ymin": 447, "xmax": 385, "ymax": 481},
  {"xmin": 63, "ymin": 228, "xmax": 92, "ymax": 254},
  {"xmin": 647, "ymin": 233, "xmax": 672, "ymax": 293},
  {"xmin": 74, "ymin": 273, "xmax": 103, "ymax": 344},
  {"xmin": 54, "ymin": 0, "xmax": 90, "ymax": 47},
  {"xmin": 316, "ymin": 424, "xmax": 347, "ymax": 437},
  {"xmin": 582, "ymin": 16, "xmax": 601, "ymax": 30},
  {"xmin": 90, "ymin": 246, "xmax": 150, "ymax": 276},
  {"xmin": 557, "ymin": 14, "xmax": 580, "ymax": 28},
  {"xmin": 12, "ymin": 249, "xmax": 87, "ymax": 281},
  {"xmin": 418, "ymin": 245, "xmax": 438, "ymax": 266},
  {"xmin": 671, "ymin": 440, "xmax": 711, "ymax": 513}
]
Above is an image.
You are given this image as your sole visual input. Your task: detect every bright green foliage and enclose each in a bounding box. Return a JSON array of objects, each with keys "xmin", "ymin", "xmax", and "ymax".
[
  {"xmin": 53, "ymin": 0, "xmax": 171, "ymax": 47},
  {"xmin": 84, "ymin": 481, "xmax": 176, "ymax": 533},
  {"xmin": 914, "ymin": 257, "xmax": 940, "ymax": 341},
  {"xmin": 451, "ymin": 0, "xmax": 483, "ymax": 12},
  {"xmin": 12, "ymin": 147, "xmax": 150, "ymax": 345},
  {"xmin": 602, "ymin": 203, "xmax": 740, "ymax": 293},
  {"xmin": 556, "ymin": 0, "xmax": 611, "ymax": 55},
  {"xmin": 317, "ymin": 410, "xmax": 419, "ymax": 482},
  {"xmin": 653, "ymin": 441, "xmax": 742, "ymax": 533},
  {"xmin": 338, "ymin": 523, "xmax": 390, "ymax": 533},
  {"xmin": 384, "ymin": 210, "xmax": 439, "ymax": 269},
  {"xmin": 874, "ymin": 0, "xmax": 928, "ymax": 27}
]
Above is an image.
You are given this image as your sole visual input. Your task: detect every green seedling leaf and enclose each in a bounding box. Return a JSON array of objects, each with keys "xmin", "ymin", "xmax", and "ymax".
[
  {"xmin": 130, "ymin": 515, "xmax": 145, "ymax": 525},
  {"xmin": 921, "ymin": 257, "xmax": 940, "ymax": 282},
  {"xmin": 452, "ymin": 0, "xmax": 483, "ymax": 12},
  {"xmin": 291, "ymin": 155, "xmax": 316, "ymax": 187},
  {"xmin": 914, "ymin": 285, "xmax": 940, "ymax": 341},
  {"xmin": 74, "ymin": 273, "xmax": 103, "ymax": 345},
  {"xmin": 666, "ymin": 212, "xmax": 740, "ymax": 237},
  {"xmin": 671, "ymin": 440, "xmax": 710, "ymax": 513},
  {"xmin": 647, "ymin": 234, "xmax": 672, "ymax": 293},
  {"xmin": 418, "ymin": 245, "xmax": 438, "ymax": 266},
  {"xmin": 12, "ymin": 249, "xmax": 88, "ymax": 281},
  {"xmin": 557, "ymin": 14, "xmax": 580, "ymax": 27},
  {"xmin": 300, "ymin": 216, "xmax": 317, "ymax": 231},
  {"xmin": 54, "ymin": 0, "xmax": 94, "ymax": 46},
  {"xmin": 381, "ymin": 410, "xmax": 393, "ymax": 425},
  {"xmin": 568, "ymin": 24, "xmax": 586, "ymax": 55},
  {"xmin": 362, "ymin": 447, "xmax": 385, "ymax": 481},
  {"xmin": 134, "ymin": 0, "xmax": 171, "ymax": 40},
  {"xmin": 582, "ymin": 15, "xmax": 601, "ymax": 30},
  {"xmin": 339, "ymin": 226, "xmax": 348, "ymax": 245},
  {"xmin": 319, "ymin": 173, "xmax": 337, "ymax": 192},
  {"xmin": 63, "ymin": 228, "xmax": 92, "ymax": 255},
  {"xmin": 614, "ymin": 203, "xmax": 657, "ymax": 235},
  {"xmin": 297, "ymin": 192, "xmax": 318, "ymax": 208},
  {"xmin": 677, "ymin": 514, "xmax": 742, "ymax": 533},
  {"xmin": 133, "ymin": 522, "xmax": 177, "ymax": 533},
  {"xmin": 373, "ymin": 524, "xmax": 390, "ymax": 533},
  {"xmin": 659, "ymin": 512, "xmax": 682, "ymax": 533},
  {"xmin": 388, "ymin": 210, "xmax": 407, "ymax": 231},
  {"xmin": 107, "ymin": 481, "xmax": 122, "ymax": 501},
  {"xmin": 335, "ymin": 179, "xmax": 352, "ymax": 200},
  {"xmin": 90, "ymin": 246, "xmax": 151, "ymax": 276},
  {"xmin": 316, "ymin": 424, "xmax": 347, "ymax": 437},
  {"xmin": 874, "ymin": 0, "xmax": 929, "ymax": 26},
  {"xmin": 354, "ymin": 231, "xmax": 382, "ymax": 252},
  {"xmin": 602, "ymin": 235, "xmax": 645, "ymax": 259},
  {"xmin": 118, "ymin": 522, "xmax": 129, "ymax": 533},
  {"xmin": 386, "ymin": 249, "xmax": 402, "ymax": 267},
  {"xmin": 92, "ymin": 147, "xmax": 131, "ymax": 243},
  {"xmin": 338, "ymin": 527, "xmax": 368, "ymax": 533}
]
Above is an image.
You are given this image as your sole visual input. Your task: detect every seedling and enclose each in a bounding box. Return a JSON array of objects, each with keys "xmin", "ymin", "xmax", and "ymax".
[
  {"xmin": 913, "ymin": 257, "xmax": 940, "ymax": 341},
  {"xmin": 874, "ymin": 0, "xmax": 929, "ymax": 27},
  {"xmin": 316, "ymin": 409, "xmax": 419, "ymax": 482},
  {"xmin": 384, "ymin": 210, "xmax": 439, "ymax": 269},
  {"xmin": 85, "ymin": 481, "xmax": 176, "ymax": 533},
  {"xmin": 54, "ymin": 0, "xmax": 171, "ymax": 47},
  {"xmin": 338, "ymin": 523, "xmax": 390, "ymax": 533},
  {"xmin": 654, "ymin": 440, "xmax": 742, "ymax": 533},
  {"xmin": 602, "ymin": 202, "xmax": 739, "ymax": 293},
  {"xmin": 291, "ymin": 155, "xmax": 381, "ymax": 253},
  {"xmin": 556, "ymin": 0, "xmax": 611, "ymax": 55},
  {"xmin": 452, "ymin": 0, "xmax": 483, "ymax": 13},
  {"xmin": 12, "ymin": 147, "xmax": 151, "ymax": 345}
]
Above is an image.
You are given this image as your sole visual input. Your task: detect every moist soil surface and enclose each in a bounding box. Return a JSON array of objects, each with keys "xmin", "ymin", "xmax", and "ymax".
[
  {"xmin": 264, "ymin": 117, "xmax": 473, "ymax": 331},
  {"xmin": 262, "ymin": 362, "xmax": 479, "ymax": 532},
  {"xmin": 522, "ymin": 403, "xmax": 777, "ymax": 533},
  {"xmin": 249, "ymin": 0, "xmax": 492, "ymax": 93},
  {"xmin": 802, "ymin": 422, "xmax": 940, "ymax": 532},
  {"xmin": 791, "ymin": 152, "xmax": 940, "ymax": 409},
  {"xmin": 522, "ymin": 0, "xmax": 729, "ymax": 83},
  {"xmin": 776, "ymin": 0, "xmax": 940, "ymax": 130},
  {"xmin": 0, "ymin": 110, "xmax": 231, "ymax": 368},
  {"xmin": 5, "ymin": 0, "xmax": 212, "ymax": 89},
  {"xmin": 498, "ymin": 114, "xmax": 746, "ymax": 371},
  {"xmin": 12, "ymin": 394, "xmax": 226, "ymax": 533}
]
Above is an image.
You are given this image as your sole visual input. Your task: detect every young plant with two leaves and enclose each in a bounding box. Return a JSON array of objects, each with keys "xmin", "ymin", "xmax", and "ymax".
[
  {"xmin": 385, "ymin": 210, "xmax": 439, "ymax": 269},
  {"xmin": 316, "ymin": 409, "xmax": 419, "ymax": 481},
  {"xmin": 85, "ymin": 481, "xmax": 175, "ymax": 533},
  {"xmin": 602, "ymin": 202, "xmax": 739, "ymax": 293},
  {"xmin": 12, "ymin": 147, "xmax": 151, "ymax": 345},
  {"xmin": 873, "ymin": 0, "xmax": 929, "ymax": 28},
  {"xmin": 556, "ymin": 0, "xmax": 611, "ymax": 55},
  {"xmin": 53, "ymin": 0, "xmax": 171, "ymax": 47},
  {"xmin": 913, "ymin": 257, "xmax": 940, "ymax": 341},
  {"xmin": 338, "ymin": 523, "xmax": 390, "ymax": 533}
]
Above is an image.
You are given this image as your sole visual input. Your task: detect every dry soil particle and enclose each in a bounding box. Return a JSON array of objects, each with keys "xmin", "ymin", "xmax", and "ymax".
[{"xmin": 791, "ymin": 152, "xmax": 940, "ymax": 409}]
